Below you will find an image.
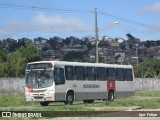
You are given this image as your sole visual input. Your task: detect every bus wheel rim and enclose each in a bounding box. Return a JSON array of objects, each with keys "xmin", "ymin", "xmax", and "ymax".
[{"xmin": 68, "ymin": 95, "xmax": 73, "ymax": 102}]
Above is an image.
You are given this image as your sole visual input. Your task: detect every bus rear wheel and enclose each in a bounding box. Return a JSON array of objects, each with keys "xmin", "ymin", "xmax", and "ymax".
[
  {"xmin": 64, "ymin": 92, "xmax": 74, "ymax": 105},
  {"xmin": 83, "ymin": 100, "xmax": 88, "ymax": 103},
  {"xmin": 108, "ymin": 91, "xmax": 114, "ymax": 101},
  {"xmin": 40, "ymin": 101, "xmax": 49, "ymax": 106},
  {"xmin": 87, "ymin": 100, "xmax": 94, "ymax": 103}
]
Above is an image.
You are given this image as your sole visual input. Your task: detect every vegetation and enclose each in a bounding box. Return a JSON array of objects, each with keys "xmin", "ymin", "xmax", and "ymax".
[
  {"xmin": 0, "ymin": 36, "xmax": 160, "ymax": 78},
  {"xmin": 104, "ymin": 99, "xmax": 160, "ymax": 109},
  {"xmin": 1, "ymin": 91, "xmax": 160, "ymax": 110},
  {"xmin": 135, "ymin": 91, "xmax": 160, "ymax": 97},
  {"xmin": 0, "ymin": 96, "xmax": 38, "ymax": 107},
  {"xmin": 0, "ymin": 45, "xmax": 41, "ymax": 77},
  {"xmin": 134, "ymin": 59, "xmax": 160, "ymax": 78}
]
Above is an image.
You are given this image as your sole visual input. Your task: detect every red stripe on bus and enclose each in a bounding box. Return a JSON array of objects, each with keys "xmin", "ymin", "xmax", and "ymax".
[{"xmin": 107, "ymin": 80, "xmax": 116, "ymax": 92}]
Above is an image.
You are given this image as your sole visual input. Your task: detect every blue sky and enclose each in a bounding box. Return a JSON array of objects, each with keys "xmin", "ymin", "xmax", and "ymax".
[{"xmin": 0, "ymin": 0, "xmax": 160, "ymax": 40}]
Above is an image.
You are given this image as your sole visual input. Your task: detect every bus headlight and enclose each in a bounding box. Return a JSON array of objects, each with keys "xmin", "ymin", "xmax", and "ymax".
[{"xmin": 25, "ymin": 87, "xmax": 33, "ymax": 96}]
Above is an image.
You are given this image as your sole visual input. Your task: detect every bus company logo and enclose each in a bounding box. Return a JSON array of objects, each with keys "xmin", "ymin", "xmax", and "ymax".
[
  {"xmin": 83, "ymin": 84, "xmax": 100, "ymax": 88},
  {"xmin": 110, "ymin": 82, "xmax": 113, "ymax": 87},
  {"xmin": 2, "ymin": 112, "xmax": 11, "ymax": 117}
]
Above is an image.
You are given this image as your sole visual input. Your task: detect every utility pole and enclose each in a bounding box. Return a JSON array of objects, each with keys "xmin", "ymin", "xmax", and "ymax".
[
  {"xmin": 95, "ymin": 8, "xmax": 99, "ymax": 63},
  {"xmin": 136, "ymin": 46, "xmax": 139, "ymax": 68},
  {"xmin": 134, "ymin": 42, "xmax": 139, "ymax": 68}
]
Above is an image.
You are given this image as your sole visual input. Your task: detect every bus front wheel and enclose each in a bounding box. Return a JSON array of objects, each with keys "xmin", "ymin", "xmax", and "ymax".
[
  {"xmin": 64, "ymin": 92, "xmax": 74, "ymax": 105},
  {"xmin": 108, "ymin": 91, "xmax": 114, "ymax": 101},
  {"xmin": 40, "ymin": 101, "xmax": 49, "ymax": 106}
]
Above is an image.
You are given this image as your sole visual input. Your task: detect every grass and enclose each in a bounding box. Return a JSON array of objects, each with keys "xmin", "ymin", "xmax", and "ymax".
[
  {"xmin": 104, "ymin": 99, "xmax": 160, "ymax": 109},
  {"xmin": 1, "ymin": 91, "xmax": 160, "ymax": 111},
  {"xmin": 1, "ymin": 91, "xmax": 160, "ymax": 118},
  {"xmin": 135, "ymin": 91, "xmax": 160, "ymax": 97},
  {"xmin": 33, "ymin": 104, "xmax": 95, "ymax": 111},
  {"xmin": 0, "ymin": 96, "xmax": 38, "ymax": 107}
]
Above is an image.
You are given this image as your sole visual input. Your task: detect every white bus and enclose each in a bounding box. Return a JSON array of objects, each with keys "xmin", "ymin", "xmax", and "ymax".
[{"xmin": 25, "ymin": 61, "xmax": 134, "ymax": 106}]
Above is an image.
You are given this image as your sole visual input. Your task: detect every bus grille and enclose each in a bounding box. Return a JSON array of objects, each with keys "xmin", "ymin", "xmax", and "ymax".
[
  {"xmin": 33, "ymin": 89, "xmax": 46, "ymax": 93},
  {"xmin": 33, "ymin": 94, "xmax": 45, "ymax": 96},
  {"xmin": 34, "ymin": 97, "xmax": 43, "ymax": 99}
]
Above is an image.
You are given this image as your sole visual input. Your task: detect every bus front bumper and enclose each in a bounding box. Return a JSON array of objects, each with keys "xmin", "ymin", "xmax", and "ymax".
[{"xmin": 25, "ymin": 94, "xmax": 55, "ymax": 102}]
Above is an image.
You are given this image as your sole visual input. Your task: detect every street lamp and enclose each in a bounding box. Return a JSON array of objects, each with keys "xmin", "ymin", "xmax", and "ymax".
[
  {"xmin": 95, "ymin": 19, "xmax": 119, "ymax": 63},
  {"xmin": 114, "ymin": 21, "xmax": 119, "ymax": 24}
]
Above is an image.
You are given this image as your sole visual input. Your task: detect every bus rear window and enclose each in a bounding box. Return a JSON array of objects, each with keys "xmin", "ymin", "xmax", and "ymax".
[
  {"xmin": 116, "ymin": 68, "xmax": 125, "ymax": 81},
  {"xmin": 125, "ymin": 69, "xmax": 133, "ymax": 81}
]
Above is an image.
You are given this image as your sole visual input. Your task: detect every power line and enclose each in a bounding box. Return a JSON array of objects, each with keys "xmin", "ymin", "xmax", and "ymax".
[
  {"xmin": 0, "ymin": 2, "xmax": 160, "ymax": 39},
  {"xmin": 0, "ymin": 3, "xmax": 93, "ymax": 13},
  {"xmin": 1, "ymin": 3, "xmax": 160, "ymax": 31},
  {"xmin": 98, "ymin": 10, "xmax": 160, "ymax": 31}
]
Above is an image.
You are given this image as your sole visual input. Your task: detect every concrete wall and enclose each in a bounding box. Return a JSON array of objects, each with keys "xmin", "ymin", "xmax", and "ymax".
[
  {"xmin": 0, "ymin": 78, "xmax": 25, "ymax": 96},
  {"xmin": 134, "ymin": 78, "xmax": 160, "ymax": 91},
  {"xmin": 0, "ymin": 78, "xmax": 160, "ymax": 96}
]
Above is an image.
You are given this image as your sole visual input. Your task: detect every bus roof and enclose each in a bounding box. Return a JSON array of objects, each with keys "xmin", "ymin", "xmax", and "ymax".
[{"xmin": 27, "ymin": 60, "xmax": 133, "ymax": 69}]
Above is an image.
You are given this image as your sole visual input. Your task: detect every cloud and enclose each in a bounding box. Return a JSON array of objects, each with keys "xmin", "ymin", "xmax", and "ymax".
[
  {"xmin": 0, "ymin": 12, "xmax": 93, "ymax": 38},
  {"xmin": 31, "ymin": 12, "xmax": 93, "ymax": 33},
  {"xmin": 138, "ymin": 3, "xmax": 160, "ymax": 13}
]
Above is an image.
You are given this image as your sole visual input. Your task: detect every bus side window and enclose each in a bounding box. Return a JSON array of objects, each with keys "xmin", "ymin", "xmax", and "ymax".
[
  {"xmin": 65, "ymin": 66, "xmax": 74, "ymax": 80},
  {"xmin": 107, "ymin": 68, "xmax": 115, "ymax": 80},
  {"xmin": 116, "ymin": 68, "xmax": 125, "ymax": 81},
  {"xmin": 54, "ymin": 68, "xmax": 65, "ymax": 85},
  {"xmin": 75, "ymin": 66, "xmax": 85, "ymax": 81},
  {"xmin": 86, "ymin": 67, "xmax": 96, "ymax": 81},
  {"xmin": 125, "ymin": 69, "xmax": 133, "ymax": 81},
  {"xmin": 97, "ymin": 67, "xmax": 107, "ymax": 81}
]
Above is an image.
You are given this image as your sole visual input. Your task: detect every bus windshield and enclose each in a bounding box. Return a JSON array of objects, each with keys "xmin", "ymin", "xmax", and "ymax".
[{"xmin": 26, "ymin": 69, "xmax": 53, "ymax": 88}]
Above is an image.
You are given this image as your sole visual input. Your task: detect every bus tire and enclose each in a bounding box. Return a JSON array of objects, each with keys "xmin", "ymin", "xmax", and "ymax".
[
  {"xmin": 108, "ymin": 91, "xmax": 114, "ymax": 101},
  {"xmin": 64, "ymin": 91, "xmax": 74, "ymax": 105},
  {"xmin": 87, "ymin": 100, "xmax": 94, "ymax": 103},
  {"xmin": 40, "ymin": 101, "xmax": 49, "ymax": 106},
  {"xmin": 83, "ymin": 100, "xmax": 88, "ymax": 103}
]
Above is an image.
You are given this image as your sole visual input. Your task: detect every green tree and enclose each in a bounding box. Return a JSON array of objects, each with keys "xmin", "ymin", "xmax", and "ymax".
[
  {"xmin": 2, "ymin": 45, "xmax": 41, "ymax": 77},
  {"xmin": 17, "ymin": 45, "xmax": 41, "ymax": 62},
  {"xmin": 0, "ymin": 62, "xmax": 6, "ymax": 77},
  {"xmin": 0, "ymin": 48, "xmax": 7, "ymax": 77},
  {"xmin": 134, "ymin": 59, "xmax": 160, "ymax": 78},
  {"xmin": 6, "ymin": 52, "xmax": 19, "ymax": 77},
  {"xmin": 0, "ymin": 48, "xmax": 6, "ymax": 62}
]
